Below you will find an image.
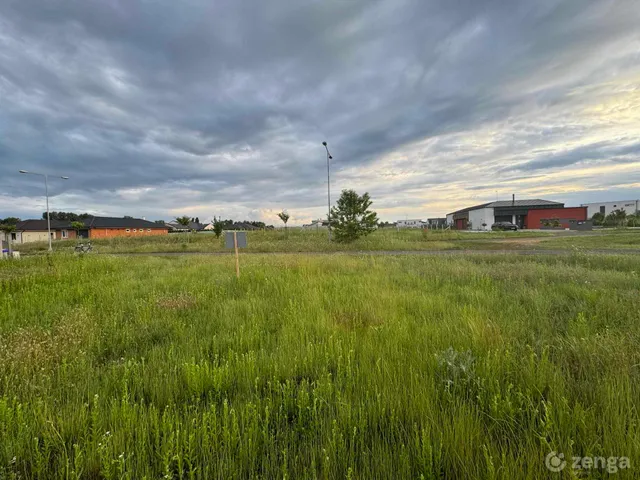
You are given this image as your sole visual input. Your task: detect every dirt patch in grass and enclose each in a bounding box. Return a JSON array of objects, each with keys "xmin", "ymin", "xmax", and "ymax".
[
  {"xmin": 331, "ymin": 308, "xmax": 383, "ymax": 329},
  {"xmin": 156, "ymin": 293, "xmax": 198, "ymax": 310}
]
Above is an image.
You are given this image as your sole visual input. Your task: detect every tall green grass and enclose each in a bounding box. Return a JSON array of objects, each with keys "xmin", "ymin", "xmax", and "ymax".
[
  {"xmin": 16, "ymin": 228, "xmax": 558, "ymax": 255},
  {"xmin": 1, "ymin": 253, "xmax": 639, "ymax": 478}
]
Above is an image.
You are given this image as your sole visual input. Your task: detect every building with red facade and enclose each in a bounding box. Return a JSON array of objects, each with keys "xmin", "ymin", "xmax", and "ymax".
[{"xmin": 446, "ymin": 198, "xmax": 588, "ymax": 230}]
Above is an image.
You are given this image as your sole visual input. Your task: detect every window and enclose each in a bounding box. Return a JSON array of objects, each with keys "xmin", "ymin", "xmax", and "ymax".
[
  {"xmin": 147, "ymin": 229, "xmax": 151, "ymax": 232},
  {"xmin": 62, "ymin": 230, "xmax": 68, "ymax": 239},
  {"xmin": 126, "ymin": 229, "xmax": 130, "ymax": 233},
  {"xmin": 133, "ymin": 229, "xmax": 137, "ymax": 232},
  {"xmin": 600, "ymin": 206, "xmax": 605, "ymax": 214},
  {"xmin": 11, "ymin": 233, "xmax": 16, "ymax": 241}
]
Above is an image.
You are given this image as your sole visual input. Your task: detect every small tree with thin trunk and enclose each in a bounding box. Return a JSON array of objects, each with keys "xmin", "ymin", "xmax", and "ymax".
[
  {"xmin": 71, "ymin": 221, "xmax": 85, "ymax": 240},
  {"xmin": 212, "ymin": 216, "xmax": 224, "ymax": 238},
  {"xmin": 277, "ymin": 211, "xmax": 290, "ymax": 232},
  {"xmin": 330, "ymin": 189, "xmax": 378, "ymax": 243}
]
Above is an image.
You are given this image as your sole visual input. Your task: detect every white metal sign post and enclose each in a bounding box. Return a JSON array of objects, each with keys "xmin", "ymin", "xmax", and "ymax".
[{"xmin": 225, "ymin": 231, "xmax": 247, "ymax": 278}]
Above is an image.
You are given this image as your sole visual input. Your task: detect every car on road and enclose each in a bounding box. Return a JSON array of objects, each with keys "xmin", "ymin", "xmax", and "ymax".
[{"xmin": 492, "ymin": 221, "xmax": 518, "ymax": 231}]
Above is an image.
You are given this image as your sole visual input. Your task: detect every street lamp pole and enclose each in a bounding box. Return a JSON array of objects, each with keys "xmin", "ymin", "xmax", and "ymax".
[
  {"xmin": 322, "ymin": 141, "xmax": 333, "ymax": 241},
  {"xmin": 19, "ymin": 170, "xmax": 69, "ymax": 252}
]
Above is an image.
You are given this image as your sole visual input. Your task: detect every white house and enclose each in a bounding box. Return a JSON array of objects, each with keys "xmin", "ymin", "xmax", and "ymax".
[
  {"xmin": 581, "ymin": 200, "xmax": 639, "ymax": 219},
  {"xmin": 302, "ymin": 219, "xmax": 329, "ymax": 230},
  {"xmin": 396, "ymin": 219, "xmax": 424, "ymax": 229}
]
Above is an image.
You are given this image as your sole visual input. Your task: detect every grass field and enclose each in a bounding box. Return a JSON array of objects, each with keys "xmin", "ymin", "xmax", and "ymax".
[
  {"xmin": 1, "ymin": 253, "xmax": 639, "ymax": 478},
  {"xmin": 14, "ymin": 228, "xmax": 640, "ymax": 255}
]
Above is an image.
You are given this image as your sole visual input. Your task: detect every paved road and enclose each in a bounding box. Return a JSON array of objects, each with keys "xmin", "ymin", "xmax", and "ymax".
[{"xmin": 100, "ymin": 249, "xmax": 640, "ymax": 257}]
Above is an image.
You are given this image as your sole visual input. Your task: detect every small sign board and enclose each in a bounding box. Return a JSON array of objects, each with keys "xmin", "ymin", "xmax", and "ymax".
[
  {"xmin": 225, "ymin": 231, "xmax": 248, "ymax": 278},
  {"xmin": 225, "ymin": 231, "xmax": 247, "ymax": 249}
]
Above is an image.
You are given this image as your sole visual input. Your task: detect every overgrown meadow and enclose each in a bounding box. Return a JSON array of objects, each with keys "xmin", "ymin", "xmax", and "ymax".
[
  {"xmin": 1, "ymin": 253, "xmax": 639, "ymax": 478},
  {"xmin": 14, "ymin": 228, "xmax": 640, "ymax": 256}
]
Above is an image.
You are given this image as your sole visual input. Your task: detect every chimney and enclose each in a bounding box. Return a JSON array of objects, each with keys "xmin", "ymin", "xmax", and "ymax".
[{"xmin": 512, "ymin": 194, "xmax": 515, "ymax": 206}]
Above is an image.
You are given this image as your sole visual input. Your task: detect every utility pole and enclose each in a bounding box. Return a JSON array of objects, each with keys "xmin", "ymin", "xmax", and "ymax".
[{"xmin": 322, "ymin": 142, "xmax": 333, "ymax": 241}]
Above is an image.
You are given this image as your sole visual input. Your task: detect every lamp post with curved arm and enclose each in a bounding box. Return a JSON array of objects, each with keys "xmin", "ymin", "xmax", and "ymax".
[
  {"xmin": 19, "ymin": 170, "xmax": 69, "ymax": 251},
  {"xmin": 322, "ymin": 142, "xmax": 333, "ymax": 241}
]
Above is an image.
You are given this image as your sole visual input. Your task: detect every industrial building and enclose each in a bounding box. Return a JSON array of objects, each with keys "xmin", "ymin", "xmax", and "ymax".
[
  {"xmin": 446, "ymin": 198, "xmax": 588, "ymax": 230},
  {"xmin": 580, "ymin": 200, "xmax": 639, "ymax": 219}
]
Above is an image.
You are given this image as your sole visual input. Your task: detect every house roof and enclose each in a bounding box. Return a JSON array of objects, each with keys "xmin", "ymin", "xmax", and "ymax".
[
  {"xmin": 226, "ymin": 222, "xmax": 259, "ymax": 230},
  {"xmin": 84, "ymin": 216, "xmax": 166, "ymax": 229},
  {"xmin": 490, "ymin": 199, "xmax": 563, "ymax": 208},
  {"xmin": 15, "ymin": 216, "xmax": 166, "ymax": 231},
  {"xmin": 16, "ymin": 219, "xmax": 73, "ymax": 231},
  {"xmin": 447, "ymin": 199, "xmax": 563, "ymax": 215},
  {"xmin": 165, "ymin": 221, "xmax": 205, "ymax": 231}
]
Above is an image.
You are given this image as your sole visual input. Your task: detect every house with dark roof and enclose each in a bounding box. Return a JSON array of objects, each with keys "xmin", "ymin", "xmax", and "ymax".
[
  {"xmin": 13, "ymin": 219, "xmax": 76, "ymax": 244},
  {"xmin": 445, "ymin": 197, "xmax": 587, "ymax": 230},
  {"xmin": 10, "ymin": 216, "xmax": 168, "ymax": 244},
  {"xmin": 83, "ymin": 216, "xmax": 168, "ymax": 238},
  {"xmin": 165, "ymin": 221, "xmax": 206, "ymax": 232}
]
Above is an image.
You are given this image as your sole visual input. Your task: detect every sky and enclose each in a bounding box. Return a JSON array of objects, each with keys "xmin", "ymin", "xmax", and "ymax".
[{"xmin": 1, "ymin": 0, "xmax": 639, "ymax": 225}]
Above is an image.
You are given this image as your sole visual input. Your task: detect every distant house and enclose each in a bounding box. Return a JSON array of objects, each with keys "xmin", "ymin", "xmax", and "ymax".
[
  {"xmin": 426, "ymin": 218, "xmax": 447, "ymax": 228},
  {"xmin": 225, "ymin": 222, "xmax": 260, "ymax": 231},
  {"xmin": 396, "ymin": 219, "xmax": 424, "ymax": 229},
  {"xmin": 302, "ymin": 219, "xmax": 329, "ymax": 230},
  {"xmin": 84, "ymin": 217, "xmax": 169, "ymax": 238},
  {"xmin": 13, "ymin": 219, "xmax": 76, "ymax": 244},
  {"xmin": 9, "ymin": 216, "xmax": 168, "ymax": 244},
  {"xmin": 166, "ymin": 221, "xmax": 206, "ymax": 232}
]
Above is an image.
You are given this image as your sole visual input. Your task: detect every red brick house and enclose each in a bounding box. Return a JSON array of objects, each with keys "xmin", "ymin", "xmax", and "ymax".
[{"xmin": 83, "ymin": 217, "xmax": 168, "ymax": 238}]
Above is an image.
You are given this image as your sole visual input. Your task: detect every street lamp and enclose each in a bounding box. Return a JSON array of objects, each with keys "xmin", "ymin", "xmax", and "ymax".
[
  {"xmin": 19, "ymin": 170, "xmax": 69, "ymax": 252},
  {"xmin": 322, "ymin": 141, "xmax": 333, "ymax": 241}
]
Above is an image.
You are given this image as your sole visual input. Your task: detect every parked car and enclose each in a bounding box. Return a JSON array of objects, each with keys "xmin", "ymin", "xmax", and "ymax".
[{"xmin": 492, "ymin": 221, "xmax": 518, "ymax": 231}]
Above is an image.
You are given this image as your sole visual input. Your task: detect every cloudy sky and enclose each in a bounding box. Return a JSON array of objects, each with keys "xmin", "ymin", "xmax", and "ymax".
[{"xmin": 1, "ymin": 0, "xmax": 639, "ymax": 224}]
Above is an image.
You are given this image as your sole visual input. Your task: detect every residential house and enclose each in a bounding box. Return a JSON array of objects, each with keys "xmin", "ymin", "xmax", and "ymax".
[
  {"xmin": 426, "ymin": 218, "xmax": 447, "ymax": 228},
  {"xmin": 13, "ymin": 219, "xmax": 77, "ymax": 244},
  {"xmin": 226, "ymin": 222, "xmax": 260, "ymax": 231},
  {"xmin": 83, "ymin": 217, "xmax": 169, "ymax": 238},
  {"xmin": 396, "ymin": 219, "xmax": 424, "ymax": 229},
  {"xmin": 165, "ymin": 221, "xmax": 206, "ymax": 232},
  {"xmin": 302, "ymin": 219, "xmax": 329, "ymax": 230}
]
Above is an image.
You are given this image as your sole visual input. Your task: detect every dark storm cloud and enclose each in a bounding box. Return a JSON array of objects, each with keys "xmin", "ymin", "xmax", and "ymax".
[
  {"xmin": 1, "ymin": 0, "xmax": 639, "ymax": 221},
  {"xmin": 506, "ymin": 141, "xmax": 640, "ymax": 172}
]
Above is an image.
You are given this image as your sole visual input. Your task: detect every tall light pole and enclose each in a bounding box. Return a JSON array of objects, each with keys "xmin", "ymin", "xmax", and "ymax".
[
  {"xmin": 322, "ymin": 141, "xmax": 333, "ymax": 241},
  {"xmin": 19, "ymin": 170, "xmax": 69, "ymax": 252}
]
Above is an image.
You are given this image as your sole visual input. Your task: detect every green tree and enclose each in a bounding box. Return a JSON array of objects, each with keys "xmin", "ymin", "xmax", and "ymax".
[
  {"xmin": 329, "ymin": 189, "xmax": 378, "ymax": 243},
  {"xmin": 604, "ymin": 209, "xmax": 627, "ymax": 227},
  {"xmin": 1, "ymin": 217, "xmax": 20, "ymax": 226},
  {"xmin": 277, "ymin": 210, "xmax": 290, "ymax": 231},
  {"xmin": 591, "ymin": 212, "xmax": 605, "ymax": 226},
  {"xmin": 627, "ymin": 214, "xmax": 640, "ymax": 227},
  {"xmin": 176, "ymin": 216, "xmax": 191, "ymax": 227},
  {"xmin": 71, "ymin": 221, "xmax": 85, "ymax": 239},
  {"xmin": 212, "ymin": 216, "xmax": 224, "ymax": 238}
]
